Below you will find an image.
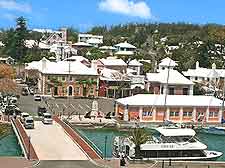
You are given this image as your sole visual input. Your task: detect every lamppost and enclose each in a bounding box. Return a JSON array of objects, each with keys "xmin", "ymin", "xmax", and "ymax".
[
  {"xmin": 28, "ymin": 136, "xmax": 31, "ymax": 160},
  {"xmin": 104, "ymin": 135, "xmax": 107, "ymax": 160}
]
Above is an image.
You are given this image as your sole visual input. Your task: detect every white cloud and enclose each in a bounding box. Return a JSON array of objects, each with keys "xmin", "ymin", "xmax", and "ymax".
[
  {"xmin": 0, "ymin": 0, "xmax": 31, "ymax": 13},
  {"xmin": 98, "ymin": 0, "xmax": 151, "ymax": 19},
  {"xmin": 2, "ymin": 13, "xmax": 17, "ymax": 21}
]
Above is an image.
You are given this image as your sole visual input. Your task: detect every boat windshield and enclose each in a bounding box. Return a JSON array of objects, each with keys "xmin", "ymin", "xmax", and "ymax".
[{"xmin": 160, "ymin": 135, "xmax": 196, "ymax": 143}]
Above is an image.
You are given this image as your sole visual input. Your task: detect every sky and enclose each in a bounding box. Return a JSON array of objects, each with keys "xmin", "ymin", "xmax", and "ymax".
[{"xmin": 0, "ymin": 0, "xmax": 225, "ymax": 32}]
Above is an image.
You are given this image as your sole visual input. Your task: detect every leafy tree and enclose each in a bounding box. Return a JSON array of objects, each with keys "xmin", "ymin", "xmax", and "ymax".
[
  {"xmin": 85, "ymin": 48, "xmax": 106, "ymax": 61},
  {"xmin": 14, "ymin": 16, "xmax": 28, "ymax": 62},
  {"xmin": 67, "ymin": 27, "xmax": 78, "ymax": 43},
  {"xmin": 129, "ymin": 127, "xmax": 151, "ymax": 159}
]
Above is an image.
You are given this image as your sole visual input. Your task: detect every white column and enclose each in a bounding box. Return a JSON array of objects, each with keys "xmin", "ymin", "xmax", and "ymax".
[
  {"xmin": 192, "ymin": 107, "xmax": 196, "ymax": 122},
  {"xmin": 124, "ymin": 106, "xmax": 129, "ymax": 121},
  {"xmin": 163, "ymin": 84, "xmax": 167, "ymax": 95},
  {"xmin": 219, "ymin": 108, "xmax": 223, "ymax": 123},
  {"xmin": 166, "ymin": 107, "xmax": 170, "ymax": 120},
  {"xmin": 180, "ymin": 107, "xmax": 183, "ymax": 122},
  {"xmin": 139, "ymin": 107, "xmax": 143, "ymax": 122},
  {"xmin": 115, "ymin": 103, "xmax": 119, "ymax": 118},
  {"xmin": 206, "ymin": 107, "xmax": 209, "ymax": 122},
  {"xmin": 153, "ymin": 107, "xmax": 156, "ymax": 121},
  {"xmin": 189, "ymin": 85, "xmax": 193, "ymax": 95}
]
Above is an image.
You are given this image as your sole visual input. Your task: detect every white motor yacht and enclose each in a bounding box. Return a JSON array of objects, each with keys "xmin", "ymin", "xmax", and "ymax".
[{"xmin": 113, "ymin": 127, "xmax": 223, "ymax": 161}]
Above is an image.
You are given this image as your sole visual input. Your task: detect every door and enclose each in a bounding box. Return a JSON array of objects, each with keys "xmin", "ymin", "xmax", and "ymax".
[{"xmin": 68, "ymin": 86, "xmax": 73, "ymax": 96}]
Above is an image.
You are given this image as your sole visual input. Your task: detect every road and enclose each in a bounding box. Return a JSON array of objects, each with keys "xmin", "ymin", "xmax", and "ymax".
[
  {"xmin": 25, "ymin": 121, "xmax": 88, "ymax": 160},
  {"xmin": 18, "ymin": 95, "xmax": 115, "ymax": 117}
]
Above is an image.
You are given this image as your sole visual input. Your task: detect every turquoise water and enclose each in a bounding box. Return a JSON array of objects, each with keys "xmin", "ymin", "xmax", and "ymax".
[
  {"xmin": 0, "ymin": 131, "xmax": 22, "ymax": 156},
  {"xmin": 76, "ymin": 127, "xmax": 225, "ymax": 161},
  {"xmin": 197, "ymin": 133, "xmax": 225, "ymax": 161}
]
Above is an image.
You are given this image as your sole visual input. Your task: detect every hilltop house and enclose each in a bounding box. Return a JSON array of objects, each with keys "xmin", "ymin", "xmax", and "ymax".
[
  {"xmin": 115, "ymin": 94, "xmax": 224, "ymax": 124},
  {"xmin": 78, "ymin": 34, "xmax": 103, "ymax": 47},
  {"xmin": 146, "ymin": 57, "xmax": 194, "ymax": 95},
  {"xmin": 114, "ymin": 41, "xmax": 136, "ymax": 56}
]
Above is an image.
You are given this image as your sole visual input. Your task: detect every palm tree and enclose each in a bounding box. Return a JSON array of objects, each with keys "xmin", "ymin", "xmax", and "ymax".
[{"xmin": 129, "ymin": 127, "xmax": 151, "ymax": 159}]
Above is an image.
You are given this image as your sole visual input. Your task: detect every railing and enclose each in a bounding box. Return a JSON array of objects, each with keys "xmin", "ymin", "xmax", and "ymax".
[{"xmin": 64, "ymin": 120, "xmax": 103, "ymax": 158}]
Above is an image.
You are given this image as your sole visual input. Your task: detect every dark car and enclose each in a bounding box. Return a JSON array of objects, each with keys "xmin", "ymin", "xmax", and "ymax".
[
  {"xmin": 37, "ymin": 106, "xmax": 47, "ymax": 116},
  {"xmin": 21, "ymin": 88, "xmax": 28, "ymax": 96}
]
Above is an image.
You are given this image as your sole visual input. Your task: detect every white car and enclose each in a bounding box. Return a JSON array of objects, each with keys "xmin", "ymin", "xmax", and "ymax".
[
  {"xmin": 20, "ymin": 112, "xmax": 30, "ymax": 123},
  {"xmin": 34, "ymin": 94, "xmax": 41, "ymax": 101},
  {"xmin": 42, "ymin": 113, "xmax": 53, "ymax": 124}
]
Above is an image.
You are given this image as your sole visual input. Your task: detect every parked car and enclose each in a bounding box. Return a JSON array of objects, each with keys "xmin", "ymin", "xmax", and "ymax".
[
  {"xmin": 21, "ymin": 88, "xmax": 29, "ymax": 96},
  {"xmin": 34, "ymin": 94, "xmax": 41, "ymax": 101},
  {"xmin": 24, "ymin": 116, "xmax": 34, "ymax": 129},
  {"xmin": 37, "ymin": 106, "xmax": 47, "ymax": 116},
  {"xmin": 20, "ymin": 112, "xmax": 29, "ymax": 123},
  {"xmin": 42, "ymin": 113, "xmax": 53, "ymax": 124}
]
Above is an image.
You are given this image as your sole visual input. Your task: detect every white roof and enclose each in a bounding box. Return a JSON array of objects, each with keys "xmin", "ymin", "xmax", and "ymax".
[
  {"xmin": 100, "ymin": 58, "xmax": 127, "ymax": 66},
  {"xmin": 0, "ymin": 41, "xmax": 4, "ymax": 47},
  {"xmin": 99, "ymin": 46, "xmax": 116, "ymax": 50},
  {"xmin": 128, "ymin": 59, "xmax": 143, "ymax": 66},
  {"xmin": 25, "ymin": 40, "xmax": 50, "ymax": 49},
  {"xmin": 155, "ymin": 127, "xmax": 196, "ymax": 137},
  {"xmin": 183, "ymin": 68, "xmax": 225, "ymax": 78},
  {"xmin": 116, "ymin": 94, "xmax": 223, "ymax": 107},
  {"xmin": 41, "ymin": 61, "xmax": 97, "ymax": 75},
  {"xmin": 25, "ymin": 57, "xmax": 51, "ymax": 70},
  {"xmin": 146, "ymin": 69, "xmax": 193, "ymax": 85},
  {"xmin": 73, "ymin": 42, "xmax": 93, "ymax": 47},
  {"xmin": 100, "ymin": 68, "xmax": 129, "ymax": 81},
  {"xmin": 115, "ymin": 51, "xmax": 134, "ymax": 55},
  {"xmin": 159, "ymin": 57, "xmax": 178, "ymax": 67},
  {"xmin": 86, "ymin": 38, "xmax": 102, "ymax": 44},
  {"xmin": 114, "ymin": 42, "xmax": 136, "ymax": 49},
  {"xmin": 64, "ymin": 56, "xmax": 89, "ymax": 62}
]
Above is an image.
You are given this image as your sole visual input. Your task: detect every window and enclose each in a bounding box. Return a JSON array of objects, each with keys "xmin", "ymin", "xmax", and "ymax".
[
  {"xmin": 161, "ymin": 87, "xmax": 164, "ymax": 94},
  {"xmin": 195, "ymin": 77, "xmax": 198, "ymax": 80},
  {"xmin": 143, "ymin": 111, "xmax": 153, "ymax": 116},
  {"xmin": 169, "ymin": 88, "xmax": 175, "ymax": 95},
  {"xmin": 75, "ymin": 87, "xmax": 80, "ymax": 95},
  {"xmin": 89, "ymin": 87, "xmax": 94, "ymax": 95},
  {"xmin": 170, "ymin": 111, "xmax": 179, "ymax": 117},
  {"xmin": 47, "ymin": 76, "xmax": 50, "ymax": 80},
  {"xmin": 183, "ymin": 88, "xmax": 189, "ymax": 95},
  {"xmin": 69, "ymin": 76, "xmax": 73, "ymax": 81},
  {"xmin": 47, "ymin": 85, "xmax": 51, "ymax": 93},
  {"xmin": 209, "ymin": 112, "xmax": 218, "ymax": 117},
  {"xmin": 62, "ymin": 76, "xmax": 66, "ymax": 81},
  {"xmin": 183, "ymin": 112, "xmax": 192, "ymax": 117}
]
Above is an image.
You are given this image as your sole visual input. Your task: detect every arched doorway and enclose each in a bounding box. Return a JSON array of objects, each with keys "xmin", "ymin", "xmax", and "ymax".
[
  {"xmin": 54, "ymin": 87, "xmax": 58, "ymax": 95},
  {"xmin": 68, "ymin": 85, "xmax": 73, "ymax": 96}
]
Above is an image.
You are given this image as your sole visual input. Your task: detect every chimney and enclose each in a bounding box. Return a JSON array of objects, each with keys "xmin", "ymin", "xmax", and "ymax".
[
  {"xmin": 41, "ymin": 57, "xmax": 47, "ymax": 72},
  {"xmin": 212, "ymin": 63, "xmax": 216, "ymax": 70},
  {"xmin": 195, "ymin": 61, "xmax": 199, "ymax": 69}
]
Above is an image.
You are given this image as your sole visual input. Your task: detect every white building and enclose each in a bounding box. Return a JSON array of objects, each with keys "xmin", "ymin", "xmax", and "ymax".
[
  {"xmin": 114, "ymin": 41, "xmax": 136, "ymax": 56},
  {"xmin": 146, "ymin": 57, "xmax": 194, "ymax": 95},
  {"xmin": 182, "ymin": 62, "xmax": 225, "ymax": 84},
  {"xmin": 78, "ymin": 34, "xmax": 103, "ymax": 47}
]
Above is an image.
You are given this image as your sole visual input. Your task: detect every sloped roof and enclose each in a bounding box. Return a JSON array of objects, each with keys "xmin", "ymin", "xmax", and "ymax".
[
  {"xmin": 183, "ymin": 68, "xmax": 225, "ymax": 78},
  {"xmin": 100, "ymin": 68, "xmax": 129, "ymax": 81},
  {"xmin": 115, "ymin": 51, "xmax": 134, "ymax": 55},
  {"xmin": 64, "ymin": 56, "xmax": 89, "ymax": 62},
  {"xmin": 128, "ymin": 59, "xmax": 143, "ymax": 66},
  {"xmin": 73, "ymin": 42, "xmax": 93, "ymax": 47},
  {"xmin": 99, "ymin": 58, "xmax": 127, "ymax": 66},
  {"xmin": 99, "ymin": 46, "xmax": 116, "ymax": 50},
  {"xmin": 159, "ymin": 57, "xmax": 178, "ymax": 67},
  {"xmin": 114, "ymin": 42, "xmax": 136, "ymax": 49},
  {"xmin": 146, "ymin": 69, "xmax": 193, "ymax": 85},
  {"xmin": 86, "ymin": 38, "xmax": 102, "ymax": 44},
  {"xmin": 116, "ymin": 94, "xmax": 222, "ymax": 107}
]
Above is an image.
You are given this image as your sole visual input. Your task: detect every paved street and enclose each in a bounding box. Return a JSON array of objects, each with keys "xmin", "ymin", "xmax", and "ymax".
[
  {"xmin": 18, "ymin": 95, "xmax": 115, "ymax": 117},
  {"xmin": 25, "ymin": 121, "xmax": 88, "ymax": 160}
]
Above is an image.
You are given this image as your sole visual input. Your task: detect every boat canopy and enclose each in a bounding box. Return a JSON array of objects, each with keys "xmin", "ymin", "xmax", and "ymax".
[{"xmin": 156, "ymin": 127, "xmax": 196, "ymax": 137}]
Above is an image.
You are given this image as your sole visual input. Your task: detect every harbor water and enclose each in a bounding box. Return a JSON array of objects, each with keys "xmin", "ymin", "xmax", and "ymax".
[
  {"xmin": 76, "ymin": 127, "xmax": 225, "ymax": 161},
  {"xmin": 0, "ymin": 132, "xmax": 22, "ymax": 156}
]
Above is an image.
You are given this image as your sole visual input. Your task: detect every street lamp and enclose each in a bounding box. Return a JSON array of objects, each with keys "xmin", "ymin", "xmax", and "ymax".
[
  {"xmin": 28, "ymin": 136, "xmax": 31, "ymax": 160},
  {"xmin": 104, "ymin": 135, "xmax": 107, "ymax": 160}
]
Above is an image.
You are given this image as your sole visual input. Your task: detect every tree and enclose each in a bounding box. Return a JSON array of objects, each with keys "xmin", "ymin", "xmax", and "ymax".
[
  {"xmin": 129, "ymin": 127, "xmax": 151, "ymax": 159},
  {"xmin": 67, "ymin": 27, "xmax": 78, "ymax": 43},
  {"xmin": 14, "ymin": 16, "xmax": 28, "ymax": 62},
  {"xmin": 85, "ymin": 48, "xmax": 106, "ymax": 61}
]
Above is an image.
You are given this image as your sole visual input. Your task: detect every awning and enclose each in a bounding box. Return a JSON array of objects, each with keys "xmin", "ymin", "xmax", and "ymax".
[{"xmin": 131, "ymin": 84, "xmax": 145, "ymax": 89}]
